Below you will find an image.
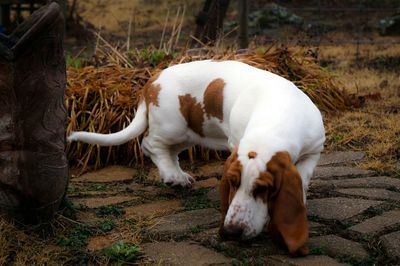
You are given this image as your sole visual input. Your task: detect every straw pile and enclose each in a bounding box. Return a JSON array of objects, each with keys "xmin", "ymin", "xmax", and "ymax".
[{"xmin": 66, "ymin": 47, "xmax": 351, "ymax": 171}]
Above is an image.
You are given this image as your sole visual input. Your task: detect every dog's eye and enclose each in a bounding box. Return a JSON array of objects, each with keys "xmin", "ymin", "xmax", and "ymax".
[{"xmin": 253, "ymin": 185, "xmax": 268, "ymax": 199}]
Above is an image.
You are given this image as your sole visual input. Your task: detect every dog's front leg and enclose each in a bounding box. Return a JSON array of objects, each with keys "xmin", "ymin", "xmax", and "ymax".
[{"xmin": 295, "ymin": 153, "xmax": 321, "ymax": 203}]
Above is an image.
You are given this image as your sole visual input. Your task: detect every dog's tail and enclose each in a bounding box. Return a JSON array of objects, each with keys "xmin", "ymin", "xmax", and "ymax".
[{"xmin": 67, "ymin": 101, "xmax": 148, "ymax": 146}]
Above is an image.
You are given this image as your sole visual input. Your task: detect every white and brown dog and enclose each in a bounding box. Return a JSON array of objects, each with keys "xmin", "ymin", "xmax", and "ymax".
[{"xmin": 68, "ymin": 60, "xmax": 325, "ymax": 255}]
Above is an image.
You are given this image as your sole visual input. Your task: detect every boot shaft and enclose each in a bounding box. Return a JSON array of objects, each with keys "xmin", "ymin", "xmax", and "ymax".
[{"xmin": 0, "ymin": 3, "xmax": 68, "ymax": 223}]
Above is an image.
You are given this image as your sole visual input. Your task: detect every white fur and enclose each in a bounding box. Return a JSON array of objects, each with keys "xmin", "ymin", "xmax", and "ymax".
[
  {"xmin": 68, "ymin": 60, "xmax": 325, "ymax": 237},
  {"xmin": 224, "ymin": 158, "xmax": 270, "ymax": 238}
]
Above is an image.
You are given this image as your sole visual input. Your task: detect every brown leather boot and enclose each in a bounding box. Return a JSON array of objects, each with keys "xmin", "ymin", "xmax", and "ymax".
[{"xmin": 0, "ymin": 2, "xmax": 68, "ymax": 223}]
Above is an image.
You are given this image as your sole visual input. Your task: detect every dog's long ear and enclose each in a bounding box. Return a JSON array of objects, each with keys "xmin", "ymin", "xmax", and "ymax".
[
  {"xmin": 267, "ymin": 152, "xmax": 309, "ymax": 256},
  {"xmin": 219, "ymin": 147, "xmax": 240, "ymax": 231}
]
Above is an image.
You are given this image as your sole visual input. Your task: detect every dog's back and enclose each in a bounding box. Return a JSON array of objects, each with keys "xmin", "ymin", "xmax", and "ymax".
[{"xmin": 152, "ymin": 60, "xmax": 324, "ymax": 156}]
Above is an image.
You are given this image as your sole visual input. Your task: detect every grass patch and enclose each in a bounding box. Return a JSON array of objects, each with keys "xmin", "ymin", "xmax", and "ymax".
[
  {"xmin": 96, "ymin": 205, "xmax": 125, "ymax": 217},
  {"xmin": 68, "ymin": 183, "xmax": 110, "ymax": 193},
  {"xmin": 86, "ymin": 183, "xmax": 110, "ymax": 192},
  {"xmin": 57, "ymin": 223, "xmax": 94, "ymax": 248},
  {"xmin": 57, "ymin": 219, "xmax": 116, "ymax": 248},
  {"xmin": 95, "ymin": 220, "xmax": 116, "ymax": 233},
  {"xmin": 361, "ymin": 206, "xmax": 384, "ymax": 219},
  {"xmin": 387, "ymin": 186, "xmax": 400, "ymax": 193},
  {"xmin": 337, "ymin": 255, "xmax": 376, "ymax": 266},
  {"xmin": 104, "ymin": 241, "xmax": 141, "ymax": 264},
  {"xmin": 137, "ymin": 48, "xmax": 171, "ymax": 67},
  {"xmin": 59, "ymin": 196, "xmax": 77, "ymax": 219},
  {"xmin": 310, "ymin": 246, "xmax": 327, "ymax": 255},
  {"xmin": 190, "ymin": 226, "xmax": 204, "ymax": 234},
  {"xmin": 182, "ymin": 188, "xmax": 214, "ymax": 211},
  {"xmin": 66, "ymin": 55, "xmax": 84, "ymax": 68}
]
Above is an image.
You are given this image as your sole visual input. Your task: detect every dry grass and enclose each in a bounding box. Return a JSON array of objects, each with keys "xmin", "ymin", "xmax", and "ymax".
[
  {"xmin": 73, "ymin": 0, "xmax": 201, "ymax": 46},
  {"xmin": 325, "ymin": 109, "xmax": 400, "ymax": 172},
  {"xmin": 0, "ymin": 218, "xmax": 72, "ymax": 265},
  {"xmin": 0, "ymin": 213, "xmax": 159, "ymax": 265},
  {"xmin": 66, "ymin": 65, "xmax": 149, "ymax": 172},
  {"xmin": 321, "ymin": 44, "xmax": 400, "ymax": 174},
  {"xmin": 66, "ymin": 46, "xmax": 351, "ymax": 172}
]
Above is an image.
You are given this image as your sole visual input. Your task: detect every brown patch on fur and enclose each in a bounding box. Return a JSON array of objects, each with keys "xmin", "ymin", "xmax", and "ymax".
[
  {"xmin": 204, "ymin": 78, "xmax": 225, "ymax": 121},
  {"xmin": 248, "ymin": 151, "xmax": 257, "ymax": 159},
  {"xmin": 143, "ymin": 73, "xmax": 161, "ymax": 111},
  {"xmin": 179, "ymin": 94, "xmax": 205, "ymax": 136}
]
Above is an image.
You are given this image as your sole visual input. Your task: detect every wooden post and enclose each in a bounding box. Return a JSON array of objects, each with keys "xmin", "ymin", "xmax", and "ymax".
[
  {"xmin": 238, "ymin": 0, "xmax": 249, "ymax": 49},
  {"xmin": 191, "ymin": 0, "xmax": 230, "ymax": 47}
]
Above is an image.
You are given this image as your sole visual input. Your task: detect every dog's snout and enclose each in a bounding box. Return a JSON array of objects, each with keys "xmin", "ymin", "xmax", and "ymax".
[{"xmin": 219, "ymin": 225, "xmax": 244, "ymax": 240}]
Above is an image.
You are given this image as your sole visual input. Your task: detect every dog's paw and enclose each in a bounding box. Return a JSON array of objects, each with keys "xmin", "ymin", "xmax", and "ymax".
[{"xmin": 163, "ymin": 173, "xmax": 195, "ymax": 188}]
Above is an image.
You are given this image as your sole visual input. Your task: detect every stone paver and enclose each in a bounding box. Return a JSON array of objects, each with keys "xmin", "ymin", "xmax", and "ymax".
[
  {"xmin": 318, "ymin": 151, "xmax": 365, "ymax": 166},
  {"xmin": 350, "ymin": 210, "xmax": 400, "ymax": 234},
  {"xmin": 142, "ymin": 241, "xmax": 231, "ymax": 265},
  {"xmin": 72, "ymin": 195, "xmax": 138, "ymax": 208},
  {"xmin": 268, "ymin": 255, "xmax": 348, "ymax": 266},
  {"xmin": 308, "ymin": 222, "xmax": 327, "ymax": 236},
  {"xmin": 124, "ymin": 200, "xmax": 183, "ymax": 218},
  {"xmin": 75, "ymin": 211, "xmax": 97, "ymax": 222},
  {"xmin": 309, "ymin": 234, "xmax": 368, "ymax": 258},
  {"xmin": 149, "ymin": 208, "xmax": 220, "ymax": 237},
  {"xmin": 307, "ymin": 197, "xmax": 383, "ymax": 220},
  {"xmin": 380, "ymin": 231, "xmax": 400, "ymax": 259},
  {"xmin": 310, "ymin": 176, "xmax": 400, "ymax": 189},
  {"xmin": 194, "ymin": 177, "xmax": 219, "ymax": 189},
  {"xmin": 139, "ymin": 185, "xmax": 176, "ymax": 197},
  {"xmin": 87, "ymin": 233, "xmax": 120, "ymax": 251},
  {"xmin": 146, "ymin": 167, "xmax": 161, "ymax": 182},
  {"xmin": 206, "ymin": 187, "xmax": 220, "ymax": 204},
  {"xmin": 338, "ymin": 188, "xmax": 400, "ymax": 201},
  {"xmin": 313, "ymin": 166, "xmax": 373, "ymax": 180},
  {"xmin": 72, "ymin": 166, "xmax": 137, "ymax": 182},
  {"xmin": 195, "ymin": 162, "xmax": 223, "ymax": 177}
]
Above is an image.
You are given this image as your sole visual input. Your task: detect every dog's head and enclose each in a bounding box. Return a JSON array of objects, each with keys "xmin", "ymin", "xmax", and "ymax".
[{"xmin": 219, "ymin": 148, "xmax": 309, "ymax": 256}]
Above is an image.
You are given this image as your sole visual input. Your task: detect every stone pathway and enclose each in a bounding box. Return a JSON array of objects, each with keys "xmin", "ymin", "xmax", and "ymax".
[{"xmin": 68, "ymin": 152, "xmax": 400, "ymax": 265}]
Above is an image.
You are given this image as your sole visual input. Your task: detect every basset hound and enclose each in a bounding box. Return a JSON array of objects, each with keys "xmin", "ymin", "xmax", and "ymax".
[{"xmin": 68, "ymin": 60, "xmax": 325, "ymax": 255}]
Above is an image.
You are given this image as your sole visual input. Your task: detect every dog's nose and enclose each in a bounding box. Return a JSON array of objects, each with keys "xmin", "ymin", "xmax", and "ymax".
[{"xmin": 219, "ymin": 225, "xmax": 243, "ymax": 240}]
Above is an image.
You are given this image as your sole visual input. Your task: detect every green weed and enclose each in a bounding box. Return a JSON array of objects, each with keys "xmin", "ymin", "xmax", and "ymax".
[
  {"xmin": 138, "ymin": 48, "xmax": 169, "ymax": 67},
  {"xmin": 66, "ymin": 55, "xmax": 83, "ymax": 68},
  {"xmin": 59, "ymin": 196, "xmax": 77, "ymax": 219},
  {"xmin": 96, "ymin": 205, "xmax": 125, "ymax": 217},
  {"xmin": 57, "ymin": 223, "xmax": 94, "ymax": 248},
  {"xmin": 57, "ymin": 219, "xmax": 116, "ymax": 248},
  {"xmin": 183, "ymin": 188, "xmax": 214, "ymax": 211},
  {"xmin": 104, "ymin": 241, "xmax": 141, "ymax": 264},
  {"xmin": 94, "ymin": 220, "xmax": 116, "ymax": 233},
  {"xmin": 310, "ymin": 246, "xmax": 327, "ymax": 255}
]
